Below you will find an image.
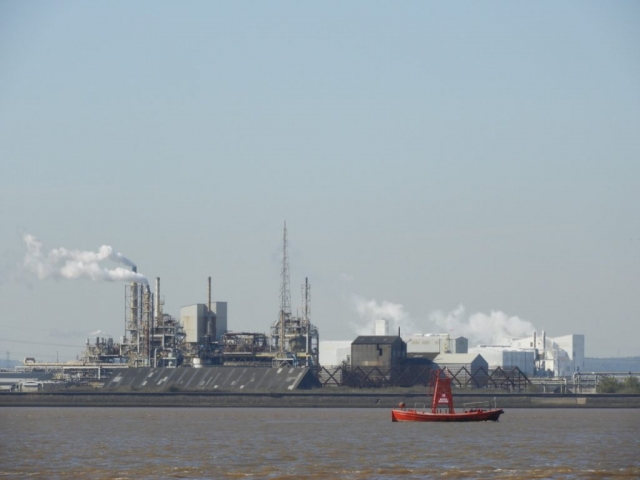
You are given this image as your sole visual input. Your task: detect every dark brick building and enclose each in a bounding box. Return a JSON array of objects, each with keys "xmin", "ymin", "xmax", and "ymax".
[{"xmin": 351, "ymin": 335, "xmax": 407, "ymax": 368}]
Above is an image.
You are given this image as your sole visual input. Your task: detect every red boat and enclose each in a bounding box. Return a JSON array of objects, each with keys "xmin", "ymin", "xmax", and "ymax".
[{"xmin": 391, "ymin": 371, "xmax": 504, "ymax": 422}]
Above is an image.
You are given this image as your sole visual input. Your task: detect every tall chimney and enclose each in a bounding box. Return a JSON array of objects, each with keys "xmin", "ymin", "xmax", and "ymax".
[
  {"xmin": 207, "ymin": 276, "xmax": 213, "ymax": 338},
  {"xmin": 155, "ymin": 277, "xmax": 161, "ymax": 323},
  {"xmin": 130, "ymin": 266, "xmax": 138, "ymax": 328}
]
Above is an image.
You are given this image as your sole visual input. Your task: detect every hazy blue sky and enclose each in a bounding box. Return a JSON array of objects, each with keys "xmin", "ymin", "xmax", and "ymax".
[{"xmin": 1, "ymin": 2, "xmax": 639, "ymax": 361}]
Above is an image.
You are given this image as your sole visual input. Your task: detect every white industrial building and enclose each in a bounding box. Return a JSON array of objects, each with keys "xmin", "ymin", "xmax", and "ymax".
[
  {"xmin": 320, "ymin": 333, "xmax": 468, "ymax": 368},
  {"xmin": 551, "ymin": 334, "xmax": 585, "ymax": 374},
  {"xmin": 469, "ymin": 346, "xmax": 536, "ymax": 376},
  {"xmin": 405, "ymin": 334, "xmax": 468, "ymax": 354},
  {"xmin": 180, "ymin": 302, "xmax": 228, "ymax": 343},
  {"xmin": 471, "ymin": 331, "xmax": 585, "ymax": 377},
  {"xmin": 320, "ymin": 330, "xmax": 585, "ymax": 378},
  {"xmin": 319, "ymin": 341, "xmax": 352, "ymax": 367},
  {"xmin": 511, "ymin": 332, "xmax": 584, "ymax": 377}
]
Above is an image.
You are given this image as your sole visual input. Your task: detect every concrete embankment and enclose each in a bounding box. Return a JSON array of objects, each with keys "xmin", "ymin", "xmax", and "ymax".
[{"xmin": 1, "ymin": 391, "xmax": 640, "ymax": 408}]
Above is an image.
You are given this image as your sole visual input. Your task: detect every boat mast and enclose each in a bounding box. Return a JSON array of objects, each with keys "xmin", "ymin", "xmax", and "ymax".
[{"xmin": 431, "ymin": 371, "xmax": 455, "ymax": 414}]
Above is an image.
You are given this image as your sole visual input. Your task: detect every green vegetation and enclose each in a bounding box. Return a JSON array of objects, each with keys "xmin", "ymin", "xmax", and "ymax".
[{"xmin": 598, "ymin": 376, "xmax": 640, "ymax": 394}]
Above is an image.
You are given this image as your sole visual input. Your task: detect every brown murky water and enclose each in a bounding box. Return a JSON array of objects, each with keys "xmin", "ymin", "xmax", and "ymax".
[{"xmin": 1, "ymin": 407, "xmax": 639, "ymax": 479}]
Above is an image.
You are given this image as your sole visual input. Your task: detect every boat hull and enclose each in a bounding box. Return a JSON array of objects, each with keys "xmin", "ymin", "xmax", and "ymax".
[{"xmin": 391, "ymin": 408, "xmax": 504, "ymax": 422}]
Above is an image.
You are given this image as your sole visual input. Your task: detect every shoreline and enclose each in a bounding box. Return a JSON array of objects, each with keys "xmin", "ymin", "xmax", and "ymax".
[{"xmin": 2, "ymin": 391, "xmax": 639, "ymax": 408}]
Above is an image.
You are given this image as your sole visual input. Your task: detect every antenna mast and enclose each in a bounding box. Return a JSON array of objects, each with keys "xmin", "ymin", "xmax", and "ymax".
[
  {"xmin": 279, "ymin": 221, "xmax": 291, "ymax": 355},
  {"xmin": 303, "ymin": 277, "xmax": 310, "ymax": 328}
]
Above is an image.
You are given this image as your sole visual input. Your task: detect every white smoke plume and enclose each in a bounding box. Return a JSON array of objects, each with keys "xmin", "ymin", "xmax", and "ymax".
[
  {"xmin": 428, "ymin": 305, "xmax": 535, "ymax": 346},
  {"xmin": 351, "ymin": 296, "xmax": 536, "ymax": 347},
  {"xmin": 351, "ymin": 295, "xmax": 416, "ymax": 336},
  {"xmin": 88, "ymin": 330, "xmax": 110, "ymax": 337},
  {"xmin": 22, "ymin": 234, "xmax": 148, "ymax": 284}
]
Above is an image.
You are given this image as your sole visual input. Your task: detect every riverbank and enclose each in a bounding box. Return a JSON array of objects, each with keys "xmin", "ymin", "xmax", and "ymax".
[{"xmin": 2, "ymin": 391, "xmax": 640, "ymax": 408}]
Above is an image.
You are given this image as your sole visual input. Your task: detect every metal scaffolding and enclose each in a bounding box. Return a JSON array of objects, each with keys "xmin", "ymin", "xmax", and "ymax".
[{"xmin": 270, "ymin": 223, "xmax": 319, "ymax": 367}]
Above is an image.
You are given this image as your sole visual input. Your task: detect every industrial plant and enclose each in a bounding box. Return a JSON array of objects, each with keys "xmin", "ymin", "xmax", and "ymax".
[
  {"xmin": 90, "ymin": 223, "xmax": 319, "ymax": 371},
  {"xmin": 6, "ymin": 224, "xmax": 320, "ymax": 385},
  {"xmin": 3, "ymin": 225, "xmax": 635, "ymax": 396}
]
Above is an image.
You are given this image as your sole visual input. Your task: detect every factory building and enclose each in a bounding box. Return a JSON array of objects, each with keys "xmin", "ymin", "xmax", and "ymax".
[
  {"xmin": 405, "ymin": 333, "xmax": 468, "ymax": 354},
  {"xmin": 180, "ymin": 302, "xmax": 228, "ymax": 343},
  {"xmin": 351, "ymin": 335, "xmax": 406, "ymax": 368},
  {"xmin": 552, "ymin": 334, "xmax": 585, "ymax": 373},
  {"xmin": 469, "ymin": 346, "xmax": 536, "ymax": 376},
  {"xmin": 321, "ymin": 334, "xmax": 472, "ymax": 369},
  {"xmin": 511, "ymin": 331, "xmax": 585, "ymax": 377}
]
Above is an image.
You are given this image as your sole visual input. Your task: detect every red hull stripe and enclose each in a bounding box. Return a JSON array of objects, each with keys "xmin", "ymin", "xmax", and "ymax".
[{"xmin": 391, "ymin": 409, "xmax": 504, "ymax": 422}]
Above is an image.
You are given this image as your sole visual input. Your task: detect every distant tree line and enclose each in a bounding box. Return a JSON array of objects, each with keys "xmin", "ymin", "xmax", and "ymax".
[{"xmin": 598, "ymin": 376, "xmax": 640, "ymax": 394}]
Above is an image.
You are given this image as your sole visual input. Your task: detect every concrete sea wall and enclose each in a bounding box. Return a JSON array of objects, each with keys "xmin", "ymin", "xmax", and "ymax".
[{"xmin": 1, "ymin": 391, "xmax": 639, "ymax": 408}]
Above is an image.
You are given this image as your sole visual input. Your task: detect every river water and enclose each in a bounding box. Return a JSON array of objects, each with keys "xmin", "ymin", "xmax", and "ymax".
[{"xmin": 1, "ymin": 407, "xmax": 638, "ymax": 479}]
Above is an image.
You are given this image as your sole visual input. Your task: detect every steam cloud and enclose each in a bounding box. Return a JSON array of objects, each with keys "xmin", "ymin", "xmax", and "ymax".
[
  {"xmin": 428, "ymin": 305, "xmax": 535, "ymax": 346},
  {"xmin": 351, "ymin": 296, "xmax": 416, "ymax": 336},
  {"xmin": 23, "ymin": 234, "xmax": 148, "ymax": 284},
  {"xmin": 352, "ymin": 296, "xmax": 536, "ymax": 346}
]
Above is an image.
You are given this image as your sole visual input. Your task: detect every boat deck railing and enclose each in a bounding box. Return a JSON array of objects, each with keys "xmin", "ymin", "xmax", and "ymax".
[{"xmin": 462, "ymin": 398, "xmax": 498, "ymax": 412}]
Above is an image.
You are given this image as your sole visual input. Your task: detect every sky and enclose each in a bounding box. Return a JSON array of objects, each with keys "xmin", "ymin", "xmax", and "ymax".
[{"xmin": 1, "ymin": 1, "xmax": 639, "ymax": 361}]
